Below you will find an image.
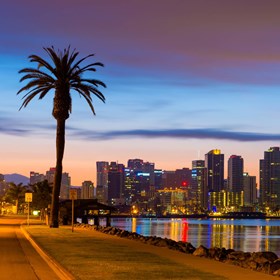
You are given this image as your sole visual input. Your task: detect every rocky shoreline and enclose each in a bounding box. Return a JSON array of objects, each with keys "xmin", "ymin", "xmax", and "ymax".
[{"xmin": 75, "ymin": 223, "xmax": 280, "ymax": 277}]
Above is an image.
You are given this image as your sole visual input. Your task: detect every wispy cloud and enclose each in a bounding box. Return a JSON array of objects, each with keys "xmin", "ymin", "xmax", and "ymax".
[
  {"xmin": 71, "ymin": 128, "xmax": 280, "ymax": 142},
  {"xmin": 0, "ymin": 125, "xmax": 30, "ymax": 136}
]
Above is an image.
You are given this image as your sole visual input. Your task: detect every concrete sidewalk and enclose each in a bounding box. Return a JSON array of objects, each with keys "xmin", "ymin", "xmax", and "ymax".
[{"xmin": 21, "ymin": 225, "xmax": 75, "ymax": 280}]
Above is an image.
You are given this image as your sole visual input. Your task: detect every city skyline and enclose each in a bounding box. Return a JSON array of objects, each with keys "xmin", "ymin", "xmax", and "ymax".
[
  {"xmin": 2, "ymin": 147, "xmax": 270, "ymax": 188},
  {"xmin": 1, "ymin": 1, "xmax": 280, "ymax": 185}
]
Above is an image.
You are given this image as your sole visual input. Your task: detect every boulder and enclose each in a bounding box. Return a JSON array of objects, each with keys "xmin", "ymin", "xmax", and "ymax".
[
  {"xmin": 228, "ymin": 251, "xmax": 251, "ymax": 261},
  {"xmin": 269, "ymin": 259, "xmax": 280, "ymax": 274},
  {"xmin": 251, "ymin": 252, "xmax": 278, "ymax": 264},
  {"xmin": 193, "ymin": 245, "xmax": 209, "ymax": 257}
]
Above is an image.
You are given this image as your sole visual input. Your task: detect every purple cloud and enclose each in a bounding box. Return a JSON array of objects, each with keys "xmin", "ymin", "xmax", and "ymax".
[{"xmin": 71, "ymin": 128, "xmax": 280, "ymax": 142}]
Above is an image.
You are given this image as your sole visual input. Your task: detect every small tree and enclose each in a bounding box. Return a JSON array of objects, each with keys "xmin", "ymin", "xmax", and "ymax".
[
  {"xmin": 5, "ymin": 182, "xmax": 27, "ymax": 214},
  {"xmin": 31, "ymin": 180, "xmax": 52, "ymax": 220}
]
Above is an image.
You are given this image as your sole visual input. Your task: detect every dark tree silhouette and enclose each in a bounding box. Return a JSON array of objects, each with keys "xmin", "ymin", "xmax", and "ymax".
[
  {"xmin": 31, "ymin": 180, "xmax": 52, "ymax": 220},
  {"xmin": 5, "ymin": 182, "xmax": 27, "ymax": 214},
  {"xmin": 17, "ymin": 46, "xmax": 106, "ymax": 227}
]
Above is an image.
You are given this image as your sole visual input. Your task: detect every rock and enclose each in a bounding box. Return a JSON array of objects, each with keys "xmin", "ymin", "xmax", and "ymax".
[
  {"xmin": 155, "ymin": 238, "xmax": 169, "ymax": 247},
  {"xmin": 247, "ymin": 260, "xmax": 258, "ymax": 270},
  {"xmin": 251, "ymin": 252, "xmax": 278, "ymax": 264},
  {"xmin": 273, "ymin": 268, "xmax": 280, "ymax": 276},
  {"xmin": 185, "ymin": 242, "xmax": 196, "ymax": 254},
  {"xmin": 193, "ymin": 245, "xmax": 209, "ymax": 257},
  {"xmin": 269, "ymin": 259, "xmax": 280, "ymax": 274},
  {"xmin": 228, "ymin": 251, "xmax": 251, "ymax": 261}
]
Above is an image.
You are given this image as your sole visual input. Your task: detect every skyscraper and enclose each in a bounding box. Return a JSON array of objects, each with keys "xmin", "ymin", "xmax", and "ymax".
[
  {"xmin": 30, "ymin": 171, "xmax": 45, "ymax": 185},
  {"xmin": 205, "ymin": 149, "xmax": 224, "ymax": 192},
  {"xmin": 108, "ymin": 162, "xmax": 125, "ymax": 205},
  {"xmin": 81, "ymin": 180, "xmax": 94, "ymax": 199},
  {"xmin": 45, "ymin": 167, "xmax": 71, "ymax": 199},
  {"xmin": 191, "ymin": 160, "xmax": 207, "ymax": 209},
  {"xmin": 162, "ymin": 171, "xmax": 176, "ymax": 188},
  {"xmin": 243, "ymin": 172, "xmax": 257, "ymax": 206},
  {"xmin": 127, "ymin": 159, "xmax": 144, "ymax": 171},
  {"xmin": 96, "ymin": 161, "xmax": 109, "ymax": 204},
  {"xmin": 96, "ymin": 161, "xmax": 109, "ymax": 187},
  {"xmin": 228, "ymin": 155, "xmax": 244, "ymax": 192},
  {"xmin": 259, "ymin": 147, "xmax": 280, "ymax": 208},
  {"xmin": 175, "ymin": 168, "xmax": 192, "ymax": 189}
]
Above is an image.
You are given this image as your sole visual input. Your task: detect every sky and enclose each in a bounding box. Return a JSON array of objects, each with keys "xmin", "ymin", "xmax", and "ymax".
[{"xmin": 1, "ymin": 0, "xmax": 280, "ymax": 186}]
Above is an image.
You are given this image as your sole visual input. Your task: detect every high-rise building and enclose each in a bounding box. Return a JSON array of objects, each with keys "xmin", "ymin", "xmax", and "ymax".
[
  {"xmin": 259, "ymin": 147, "xmax": 280, "ymax": 208},
  {"xmin": 127, "ymin": 159, "xmax": 144, "ymax": 171},
  {"xmin": 45, "ymin": 167, "xmax": 71, "ymax": 199},
  {"xmin": 175, "ymin": 168, "xmax": 192, "ymax": 189},
  {"xmin": 228, "ymin": 155, "xmax": 244, "ymax": 192},
  {"xmin": 205, "ymin": 149, "xmax": 224, "ymax": 192},
  {"xmin": 143, "ymin": 162, "xmax": 155, "ymax": 186},
  {"xmin": 96, "ymin": 161, "xmax": 109, "ymax": 204},
  {"xmin": 162, "ymin": 171, "xmax": 176, "ymax": 188},
  {"xmin": 154, "ymin": 169, "xmax": 163, "ymax": 190},
  {"xmin": 191, "ymin": 160, "xmax": 207, "ymax": 209},
  {"xmin": 243, "ymin": 172, "xmax": 257, "ymax": 206},
  {"xmin": 108, "ymin": 162, "xmax": 125, "ymax": 205},
  {"xmin": 96, "ymin": 161, "xmax": 109, "ymax": 187},
  {"xmin": 81, "ymin": 180, "xmax": 94, "ymax": 199},
  {"xmin": 30, "ymin": 171, "xmax": 45, "ymax": 185}
]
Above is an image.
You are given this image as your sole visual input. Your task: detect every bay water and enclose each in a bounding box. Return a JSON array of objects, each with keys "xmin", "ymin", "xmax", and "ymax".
[{"xmin": 106, "ymin": 218, "xmax": 280, "ymax": 256}]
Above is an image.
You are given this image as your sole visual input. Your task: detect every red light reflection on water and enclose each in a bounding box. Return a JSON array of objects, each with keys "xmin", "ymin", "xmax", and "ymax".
[{"xmin": 181, "ymin": 219, "xmax": 188, "ymax": 242}]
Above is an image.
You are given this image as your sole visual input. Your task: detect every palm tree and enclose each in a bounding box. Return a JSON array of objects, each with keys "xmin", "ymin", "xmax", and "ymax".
[
  {"xmin": 17, "ymin": 46, "xmax": 106, "ymax": 227},
  {"xmin": 31, "ymin": 180, "xmax": 52, "ymax": 221},
  {"xmin": 5, "ymin": 182, "xmax": 27, "ymax": 214}
]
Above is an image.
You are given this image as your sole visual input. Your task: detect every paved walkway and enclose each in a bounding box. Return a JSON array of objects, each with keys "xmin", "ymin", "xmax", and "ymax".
[
  {"xmin": 2, "ymin": 215, "xmax": 277, "ymax": 280},
  {"xmin": 0, "ymin": 216, "xmax": 61, "ymax": 280}
]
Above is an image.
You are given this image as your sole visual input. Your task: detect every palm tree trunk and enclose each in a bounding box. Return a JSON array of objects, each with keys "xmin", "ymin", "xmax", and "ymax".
[{"xmin": 50, "ymin": 119, "xmax": 66, "ymax": 228}]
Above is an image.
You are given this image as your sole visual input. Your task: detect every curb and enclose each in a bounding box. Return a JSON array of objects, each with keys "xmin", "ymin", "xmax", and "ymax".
[{"xmin": 20, "ymin": 225, "xmax": 75, "ymax": 280}]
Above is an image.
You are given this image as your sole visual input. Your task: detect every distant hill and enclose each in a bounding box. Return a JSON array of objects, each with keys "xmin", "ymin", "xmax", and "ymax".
[{"xmin": 4, "ymin": 173, "xmax": 29, "ymax": 185}]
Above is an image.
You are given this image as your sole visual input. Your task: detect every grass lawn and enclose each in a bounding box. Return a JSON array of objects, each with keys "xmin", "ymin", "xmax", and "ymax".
[{"xmin": 24, "ymin": 225, "xmax": 227, "ymax": 280}]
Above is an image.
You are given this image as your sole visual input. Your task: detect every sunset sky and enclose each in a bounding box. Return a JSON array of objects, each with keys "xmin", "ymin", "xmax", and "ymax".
[{"xmin": 1, "ymin": 0, "xmax": 280, "ymax": 186}]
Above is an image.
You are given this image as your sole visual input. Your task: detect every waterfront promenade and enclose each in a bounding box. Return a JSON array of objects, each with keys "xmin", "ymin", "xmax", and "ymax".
[
  {"xmin": 24, "ymin": 221, "xmax": 276, "ymax": 279},
  {"xmin": 0, "ymin": 216, "xmax": 61, "ymax": 280},
  {"xmin": 0, "ymin": 215, "xmax": 277, "ymax": 279}
]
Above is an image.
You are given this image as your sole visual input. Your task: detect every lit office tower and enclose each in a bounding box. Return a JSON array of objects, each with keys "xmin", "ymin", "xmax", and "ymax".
[
  {"xmin": 191, "ymin": 160, "xmax": 207, "ymax": 209},
  {"xmin": 81, "ymin": 180, "xmax": 94, "ymax": 199},
  {"xmin": 143, "ymin": 162, "xmax": 155, "ymax": 186},
  {"xmin": 96, "ymin": 161, "xmax": 109, "ymax": 187},
  {"xmin": 127, "ymin": 159, "xmax": 155, "ymax": 202},
  {"xmin": 228, "ymin": 155, "xmax": 244, "ymax": 192},
  {"xmin": 260, "ymin": 147, "xmax": 280, "ymax": 207},
  {"xmin": 96, "ymin": 161, "xmax": 109, "ymax": 204},
  {"xmin": 175, "ymin": 168, "xmax": 192, "ymax": 188},
  {"xmin": 154, "ymin": 169, "xmax": 163, "ymax": 190},
  {"xmin": 205, "ymin": 149, "xmax": 224, "ymax": 192},
  {"xmin": 243, "ymin": 172, "xmax": 257, "ymax": 206},
  {"xmin": 127, "ymin": 159, "xmax": 144, "ymax": 171},
  {"xmin": 108, "ymin": 162, "xmax": 125, "ymax": 205}
]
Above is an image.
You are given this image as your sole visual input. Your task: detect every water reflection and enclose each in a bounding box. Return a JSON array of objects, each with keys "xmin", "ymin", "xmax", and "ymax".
[{"xmin": 110, "ymin": 218, "xmax": 280, "ymax": 256}]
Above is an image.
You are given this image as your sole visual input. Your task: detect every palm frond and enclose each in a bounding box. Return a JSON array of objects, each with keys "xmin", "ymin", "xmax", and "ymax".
[
  {"xmin": 29, "ymin": 55, "xmax": 56, "ymax": 75},
  {"xmin": 79, "ymin": 78, "xmax": 107, "ymax": 88},
  {"xmin": 18, "ymin": 46, "xmax": 106, "ymax": 114}
]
